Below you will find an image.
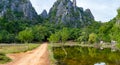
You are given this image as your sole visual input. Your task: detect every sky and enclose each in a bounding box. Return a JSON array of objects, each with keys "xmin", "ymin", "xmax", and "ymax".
[{"xmin": 30, "ymin": 0, "xmax": 120, "ymax": 22}]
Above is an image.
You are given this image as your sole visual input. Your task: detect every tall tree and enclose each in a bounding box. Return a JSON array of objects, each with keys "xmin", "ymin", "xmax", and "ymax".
[
  {"xmin": 17, "ymin": 28, "xmax": 33, "ymax": 43},
  {"xmin": 60, "ymin": 28, "xmax": 70, "ymax": 43}
]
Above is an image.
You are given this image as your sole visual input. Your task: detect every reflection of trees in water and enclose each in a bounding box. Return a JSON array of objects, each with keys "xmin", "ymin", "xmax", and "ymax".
[
  {"xmin": 88, "ymin": 48, "xmax": 97, "ymax": 57},
  {"xmin": 53, "ymin": 46, "xmax": 120, "ymax": 65},
  {"xmin": 108, "ymin": 53, "xmax": 120, "ymax": 65}
]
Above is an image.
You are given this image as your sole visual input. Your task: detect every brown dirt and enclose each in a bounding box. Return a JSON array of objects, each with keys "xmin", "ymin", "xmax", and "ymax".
[{"xmin": 1, "ymin": 43, "xmax": 50, "ymax": 65}]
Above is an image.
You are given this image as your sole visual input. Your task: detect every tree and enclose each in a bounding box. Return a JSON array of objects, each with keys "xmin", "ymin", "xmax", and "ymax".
[
  {"xmin": 117, "ymin": 8, "xmax": 120, "ymax": 19},
  {"xmin": 77, "ymin": 32, "xmax": 86, "ymax": 43},
  {"xmin": 0, "ymin": 33, "xmax": 3, "ymax": 42},
  {"xmin": 60, "ymin": 28, "xmax": 70, "ymax": 43},
  {"xmin": 77, "ymin": 36, "xmax": 84, "ymax": 43},
  {"xmin": 32, "ymin": 25, "xmax": 49, "ymax": 42},
  {"xmin": 0, "ymin": 30, "xmax": 10, "ymax": 43},
  {"xmin": 59, "ymin": 28, "xmax": 70, "ymax": 57},
  {"xmin": 17, "ymin": 28, "xmax": 33, "ymax": 43},
  {"xmin": 48, "ymin": 32, "xmax": 60, "ymax": 43},
  {"xmin": 109, "ymin": 25, "xmax": 120, "ymax": 43},
  {"xmin": 88, "ymin": 33, "xmax": 97, "ymax": 44},
  {"xmin": 48, "ymin": 28, "xmax": 70, "ymax": 57},
  {"xmin": 69, "ymin": 28, "xmax": 81, "ymax": 41},
  {"xmin": 98, "ymin": 21, "xmax": 114, "ymax": 42},
  {"xmin": 48, "ymin": 28, "xmax": 70, "ymax": 43}
]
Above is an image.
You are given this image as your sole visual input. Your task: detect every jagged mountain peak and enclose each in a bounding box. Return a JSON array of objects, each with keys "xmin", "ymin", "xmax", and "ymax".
[
  {"xmin": 84, "ymin": 8, "xmax": 94, "ymax": 19},
  {"xmin": 0, "ymin": 0, "xmax": 38, "ymax": 21},
  {"xmin": 48, "ymin": 0, "xmax": 94, "ymax": 28},
  {"xmin": 40, "ymin": 10, "xmax": 48, "ymax": 19}
]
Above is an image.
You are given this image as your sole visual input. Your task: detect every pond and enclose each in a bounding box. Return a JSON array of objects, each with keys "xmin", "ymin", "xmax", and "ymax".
[{"xmin": 53, "ymin": 46, "xmax": 120, "ymax": 65}]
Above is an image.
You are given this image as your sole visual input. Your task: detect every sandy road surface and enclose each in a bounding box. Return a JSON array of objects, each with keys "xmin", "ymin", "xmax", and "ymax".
[{"xmin": 1, "ymin": 43, "xmax": 50, "ymax": 65}]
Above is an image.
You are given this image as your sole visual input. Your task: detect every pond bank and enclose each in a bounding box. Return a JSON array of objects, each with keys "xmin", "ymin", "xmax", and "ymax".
[{"xmin": 50, "ymin": 42, "xmax": 119, "ymax": 51}]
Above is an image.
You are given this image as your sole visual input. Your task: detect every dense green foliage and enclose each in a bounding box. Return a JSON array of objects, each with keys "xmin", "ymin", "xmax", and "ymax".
[
  {"xmin": 48, "ymin": 28, "xmax": 70, "ymax": 43},
  {"xmin": 48, "ymin": 32, "xmax": 60, "ymax": 43},
  {"xmin": 0, "ymin": 8, "xmax": 120, "ymax": 44},
  {"xmin": 88, "ymin": 33, "xmax": 97, "ymax": 44},
  {"xmin": 17, "ymin": 28, "xmax": 33, "ymax": 43},
  {"xmin": 32, "ymin": 25, "xmax": 49, "ymax": 42},
  {"xmin": 110, "ymin": 25, "xmax": 120, "ymax": 43}
]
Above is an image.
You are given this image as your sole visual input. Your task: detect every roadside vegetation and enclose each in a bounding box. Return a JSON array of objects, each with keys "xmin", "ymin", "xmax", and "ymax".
[
  {"xmin": 48, "ymin": 44, "xmax": 57, "ymax": 65},
  {"xmin": 0, "ymin": 53, "xmax": 11, "ymax": 64}
]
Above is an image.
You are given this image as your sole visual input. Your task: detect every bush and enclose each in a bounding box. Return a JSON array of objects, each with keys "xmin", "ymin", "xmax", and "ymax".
[
  {"xmin": 88, "ymin": 33, "xmax": 97, "ymax": 44},
  {"xmin": 77, "ymin": 32, "xmax": 88, "ymax": 43},
  {"xmin": 48, "ymin": 32, "xmax": 60, "ymax": 43},
  {"xmin": 17, "ymin": 28, "xmax": 33, "ymax": 43}
]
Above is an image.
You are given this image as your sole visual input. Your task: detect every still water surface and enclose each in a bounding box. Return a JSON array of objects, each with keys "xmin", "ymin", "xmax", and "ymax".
[{"xmin": 53, "ymin": 46, "xmax": 120, "ymax": 65}]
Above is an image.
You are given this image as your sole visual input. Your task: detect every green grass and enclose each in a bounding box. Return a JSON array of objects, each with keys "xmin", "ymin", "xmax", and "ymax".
[
  {"xmin": 0, "ymin": 43, "xmax": 40, "ymax": 53},
  {"xmin": 0, "ymin": 53, "xmax": 11, "ymax": 64},
  {"xmin": 48, "ymin": 44, "xmax": 57, "ymax": 65},
  {"xmin": 0, "ymin": 43, "xmax": 40, "ymax": 64}
]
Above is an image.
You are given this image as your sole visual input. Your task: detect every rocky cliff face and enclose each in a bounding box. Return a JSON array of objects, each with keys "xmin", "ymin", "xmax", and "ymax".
[
  {"xmin": 40, "ymin": 10, "xmax": 48, "ymax": 19},
  {"xmin": 0, "ymin": 0, "xmax": 38, "ymax": 21},
  {"xmin": 48, "ymin": 0, "xmax": 94, "ymax": 28}
]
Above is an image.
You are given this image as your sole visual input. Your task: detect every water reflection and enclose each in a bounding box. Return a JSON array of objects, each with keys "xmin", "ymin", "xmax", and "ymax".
[
  {"xmin": 53, "ymin": 46, "xmax": 120, "ymax": 65},
  {"xmin": 94, "ymin": 62, "xmax": 106, "ymax": 65}
]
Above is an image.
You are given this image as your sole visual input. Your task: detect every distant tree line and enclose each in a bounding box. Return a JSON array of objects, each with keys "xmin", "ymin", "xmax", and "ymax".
[{"xmin": 0, "ymin": 9, "xmax": 120, "ymax": 44}]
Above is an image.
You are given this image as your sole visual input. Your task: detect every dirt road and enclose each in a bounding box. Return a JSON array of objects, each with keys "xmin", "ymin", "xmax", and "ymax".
[{"xmin": 3, "ymin": 43, "xmax": 50, "ymax": 65}]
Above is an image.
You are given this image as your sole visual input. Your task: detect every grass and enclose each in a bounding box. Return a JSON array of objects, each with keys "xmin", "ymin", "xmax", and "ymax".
[
  {"xmin": 0, "ymin": 43, "xmax": 40, "ymax": 53},
  {"xmin": 0, "ymin": 53, "xmax": 11, "ymax": 64},
  {"xmin": 48, "ymin": 43, "xmax": 57, "ymax": 65},
  {"xmin": 0, "ymin": 43, "xmax": 40, "ymax": 64}
]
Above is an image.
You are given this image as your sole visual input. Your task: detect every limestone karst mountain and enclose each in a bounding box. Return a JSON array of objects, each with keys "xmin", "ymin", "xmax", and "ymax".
[
  {"xmin": 0, "ymin": 0, "xmax": 38, "ymax": 21},
  {"xmin": 48, "ymin": 0, "xmax": 95, "ymax": 28},
  {"xmin": 0, "ymin": 0, "xmax": 95, "ymax": 27}
]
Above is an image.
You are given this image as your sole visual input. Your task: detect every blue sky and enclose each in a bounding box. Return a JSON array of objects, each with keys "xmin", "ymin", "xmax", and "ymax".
[{"xmin": 30, "ymin": 0, "xmax": 120, "ymax": 22}]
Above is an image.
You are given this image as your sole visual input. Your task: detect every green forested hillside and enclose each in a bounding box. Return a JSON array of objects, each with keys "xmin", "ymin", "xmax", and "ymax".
[{"xmin": 0, "ymin": 0, "xmax": 120, "ymax": 44}]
